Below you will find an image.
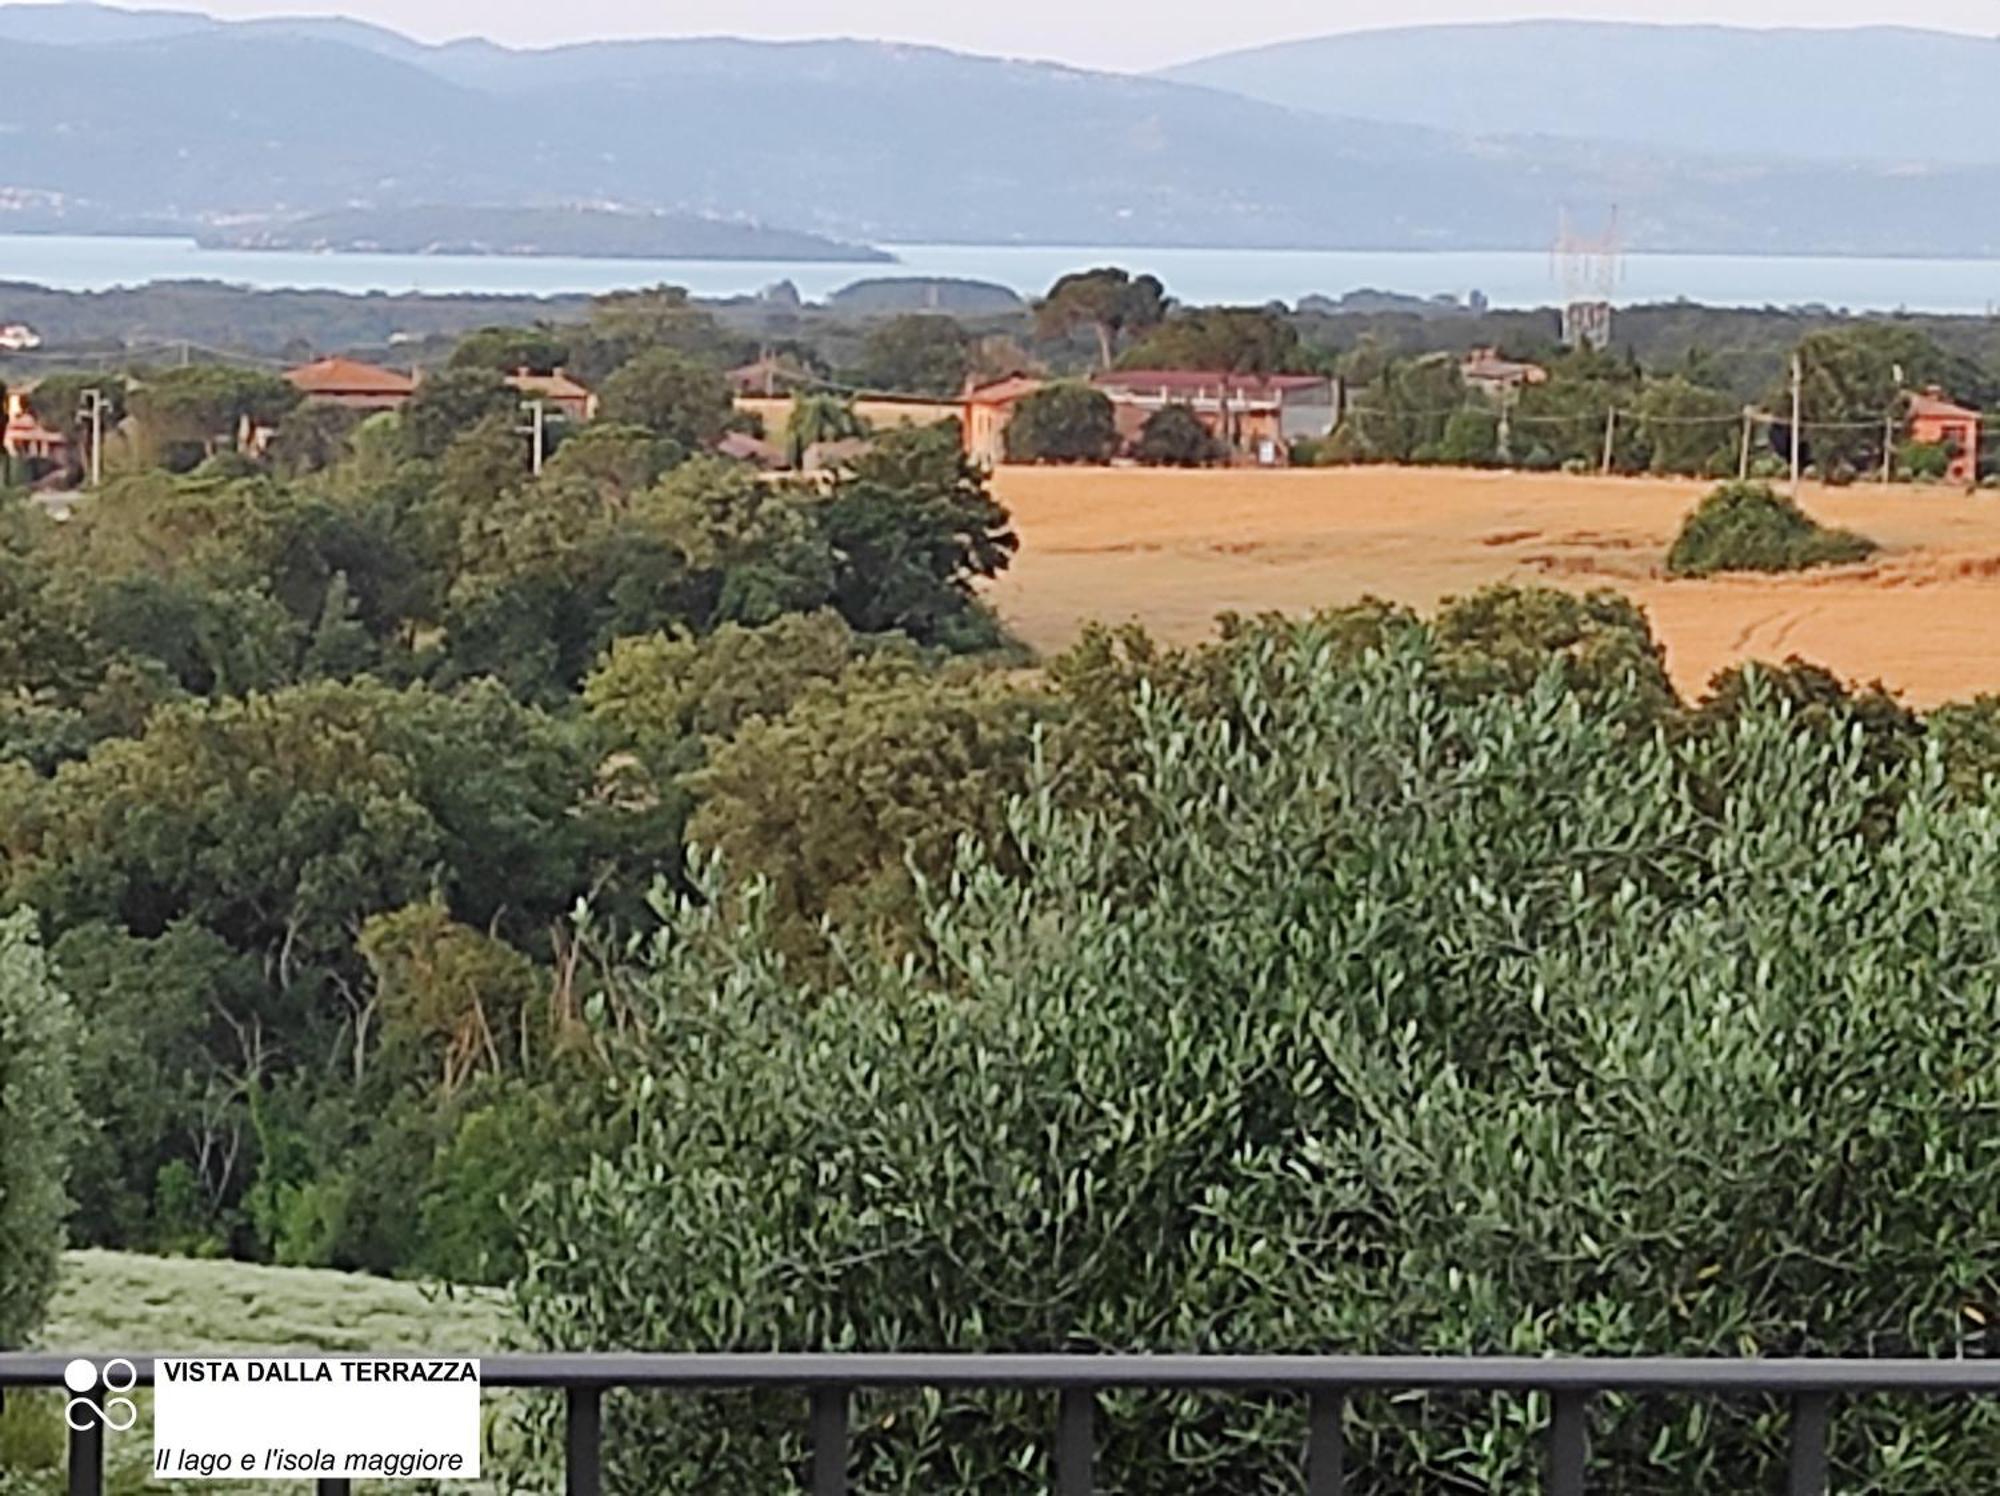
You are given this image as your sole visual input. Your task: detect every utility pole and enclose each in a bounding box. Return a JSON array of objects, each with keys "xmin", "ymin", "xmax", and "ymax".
[
  {"xmin": 81, "ymin": 388, "xmax": 107, "ymax": 489},
  {"xmin": 1739, "ymin": 406, "xmax": 1754, "ymax": 481},
  {"xmin": 1790, "ymin": 354, "xmax": 1804, "ymax": 497},
  {"xmin": 1882, "ymin": 363, "xmax": 1905, "ymax": 486},
  {"xmin": 1600, "ymin": 405, "xmax": 1619, "ymax": 475},
  {"xmin": 518, "ymin": 401, "xmax": 547, "ymax": 476},
  {"xmin": 1497, "ymin": 385, "xmax": 1514, "ymax": 465}
]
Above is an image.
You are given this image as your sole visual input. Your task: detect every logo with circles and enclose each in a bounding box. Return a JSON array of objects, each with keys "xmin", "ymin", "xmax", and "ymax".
[{"xmin": 63, "ymin": 1358, "xmax": 138, "ymax": 1433}]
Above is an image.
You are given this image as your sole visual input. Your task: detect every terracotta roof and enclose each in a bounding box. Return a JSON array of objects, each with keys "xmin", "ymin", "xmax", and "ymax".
[
  {"xmin": 285, "ymin": 357, "xmax": 417, "ymax": 397},
  {"xmin": 717, "ymin": 431, "xmax": 782, "ymax": 467},
  {"xmin": 507, "ymin": 368, "xmax": 593, "ymax": 401},
  {"xmin": 1092, "ymin": 370, "xmax": 1330, "ymax": 397},
  {"xmin": 1461, "ymin": 348, "xmax": 1548, "ymax": 385},
  {"xmin": 1909, "ymin": 388, "xmax": 1982, "ymax": 421},
  {"xmin": 727, "ymin": 356, "xmax": 814, "ymax": 394},
  {"xmin": 963, "ymin": 374, "xmax": 1044, "ymax": 406}
]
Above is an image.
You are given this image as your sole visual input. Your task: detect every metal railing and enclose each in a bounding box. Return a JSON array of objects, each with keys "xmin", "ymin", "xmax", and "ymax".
[{"xmin": 9, "ymin": 1352, "xmax": 2000, "ymax": 1494}]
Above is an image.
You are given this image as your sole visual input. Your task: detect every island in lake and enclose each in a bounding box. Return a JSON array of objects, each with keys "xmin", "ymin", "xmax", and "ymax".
[{"xmin": 199, "ymin": 205, "xmax": 893, "ymax": 264}]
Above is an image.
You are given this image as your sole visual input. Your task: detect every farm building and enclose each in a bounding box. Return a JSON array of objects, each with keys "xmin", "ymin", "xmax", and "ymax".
[
  {"xmin": 1908, "ymin": 387, "xmax": 1983, "ymax": 484},
  {"xmin": 1091, "ymin": 370, "xmax": 1339, "ymax": 465}
]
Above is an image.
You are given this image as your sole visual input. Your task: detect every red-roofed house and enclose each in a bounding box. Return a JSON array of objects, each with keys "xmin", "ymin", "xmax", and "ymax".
[
  {"xmin": 285, "ymin": 357, "xmax": 417, "ymax": 411},
  {"xmin": 1091, "ymin": 370, "xmax": 1338, "ymax": 465},
  {"xmin": 1908, "ymin": 386, "xmax": 1983, "ymax": 484}
]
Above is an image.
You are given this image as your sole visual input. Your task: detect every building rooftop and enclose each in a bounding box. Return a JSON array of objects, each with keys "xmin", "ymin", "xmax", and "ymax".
[
  {"xmin": 1092, "ymin": 369, "xmax": 1330, "ymax": 397},
  {"xmin": 1909, "ymin": 387, "xmax": 1981, "ymax": 421},
  {"xmin": 964, "ymin": 374, "xmax": 1045, "ymax": 406},
  {"xmin": 1461, "ymin": 347, "xmax": 1549, "ymax": 386},
  {"xmin": 507, "ymin": 368, "xmax": 593, "ymax": 401},
  {"xmin": 285, "ymin": 357, "xmax": 418, "ymax": 397}
]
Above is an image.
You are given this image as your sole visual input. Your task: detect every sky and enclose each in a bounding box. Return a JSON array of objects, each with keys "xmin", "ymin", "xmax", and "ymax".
[{"xmin": 24, "ymin": 0, "xmax": 2000, "ymax": 69}]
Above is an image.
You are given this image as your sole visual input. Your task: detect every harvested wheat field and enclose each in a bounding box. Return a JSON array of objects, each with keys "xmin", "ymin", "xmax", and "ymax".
[{"xmin": 987, "ymin": 465, "xmax": 2000, "ymax": 707}]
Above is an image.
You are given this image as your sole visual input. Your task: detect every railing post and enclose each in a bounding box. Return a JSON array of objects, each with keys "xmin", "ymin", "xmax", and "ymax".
[
  {"xmin": 1306, "ymin": 1388, "xmax": 1345, "ymax": 1496},
  {"xmin": 1547, "ymin": 1390, "xmax": 1589, "ymax": 1496},
  {"xmin": 67, "ymin": 1389, "xmax": 103, "ymax": 1496},
  {"xmin": 810, "ymin": 1386, "xmax": 849, "ymax": 1496},
  {"xmin": 565, "ymin": 1386, "xmax": 603, "ymax": 1496},
  {"xmin": 1056, "ymin": 1386, "xmax": 1095, "ymax": 1496},
  {"xmin": 1789, "ymin": 1392, "xmax": 1831, "ymax": 1496}
]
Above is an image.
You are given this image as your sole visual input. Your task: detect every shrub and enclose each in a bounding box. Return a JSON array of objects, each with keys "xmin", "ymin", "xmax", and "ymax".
[
  {"xmin": 1003, "ymin": 383, "xmax": 1118, "ymax": 464},
  {"xmin": 1133, "ymin": 404, "xmax": 1219, "ymax": 466},
  {"xmin": 0, "ymin": 909, "xmax": 80, "ymax": 1347},
  {"xmin": 1667, "ymin": 480, "xmax": 1878, "ymax": 577},
  {"xmin": 1436, "ymin": 407, "xmax": 1500, "ymax": 466},
  {"xmin": 1898, "ymin": 440, "xmax": 1951, "ymax": 482},
  {"xmin": 520, "ymin": 620, "xmax": 2000, "ymax": 1491}
]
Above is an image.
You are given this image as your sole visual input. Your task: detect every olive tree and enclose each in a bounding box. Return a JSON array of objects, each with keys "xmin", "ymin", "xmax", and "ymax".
[
  {"xmin": 0, "ymin": 908, "xmax": 80, "ymax": 1347},
  {"xmin": 520, "ymin": 617, "xmax": 2000, "ymax": 1492}
]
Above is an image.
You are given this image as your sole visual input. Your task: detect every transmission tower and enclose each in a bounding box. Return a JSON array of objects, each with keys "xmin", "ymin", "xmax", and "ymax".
[{"xmin": 1553, "ymin": 206, "xmax": 1623, "ymax": 351}]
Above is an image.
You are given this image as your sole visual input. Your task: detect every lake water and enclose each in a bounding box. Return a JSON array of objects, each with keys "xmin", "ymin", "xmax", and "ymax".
[{"xmin": 4, "ymin": 234, "xmax": 2000, "ymax": 315}]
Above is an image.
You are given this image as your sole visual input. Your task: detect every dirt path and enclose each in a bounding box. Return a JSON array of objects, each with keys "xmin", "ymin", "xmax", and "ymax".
[{"xmin": 986, "ymin": 466, "xmax": 2000, "ymax": 706}]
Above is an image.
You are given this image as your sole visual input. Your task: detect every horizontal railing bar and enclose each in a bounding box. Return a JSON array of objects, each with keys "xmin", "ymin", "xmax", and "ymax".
[{"xmin": 8, "ymin": 1353, "xmax": 2000, "ymax": 1395}]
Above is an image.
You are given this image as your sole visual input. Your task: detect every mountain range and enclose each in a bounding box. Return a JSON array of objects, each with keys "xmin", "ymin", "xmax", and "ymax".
[
  {"xmin": 1, "ymin": 4, "xmax": 1999, "ymax": 258},
  {"xmin": 1161, "ymin": 23, "xmax": 2000, "ymax": 167}
]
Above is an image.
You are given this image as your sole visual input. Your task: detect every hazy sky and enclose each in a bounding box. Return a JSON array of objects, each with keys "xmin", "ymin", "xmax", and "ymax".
[{"xmin": 44, "ymin": 0, "xmax": 2000, "ymax": 69}]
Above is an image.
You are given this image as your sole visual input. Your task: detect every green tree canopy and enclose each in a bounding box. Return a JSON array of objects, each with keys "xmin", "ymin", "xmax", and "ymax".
[
  {"xmin": 523, "ymin": 610, "xmax": 2000, "ymax": 1491},
  {"xmin": 1120, "ymin": 306, "xmax": 1305, "ymax": 373},
  {"xmin": 0, "ymin": 909, "xmax": 79, "ymax": 1345},
  {"xmin": 400, "ymin": 367, "xmax": 519, "ymax": 461},
  {"xmin": 852, "ymin": 315, "xmax": 971, "ymax": 397},
  {"xmin": 1003, "ymin": 382, "xmax": 1118, "ymax": 464},
  {"xmin": 1133, "ymin": 403, "xmax": 1219, "ymax": 466},
  {"xmin": 1035, "ymin": 267, "xmax": 1169, "ymax": 369},
  {"xmin": 598, "ymin": 349, "xmax": 733, "ymax": 451}
]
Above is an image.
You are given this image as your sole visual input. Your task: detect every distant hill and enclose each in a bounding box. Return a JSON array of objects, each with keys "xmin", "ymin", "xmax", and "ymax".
[
  {"xmin": 199, "ymin": 205, "xmax": 889, "ymax": 262},
  {"xmin": 1161, "ymin": 22, "xmax": 2000, "ymax": 166},
  {"xmin": 7, "ymin": 8, "xmax": 2000, "ymax": 255}
]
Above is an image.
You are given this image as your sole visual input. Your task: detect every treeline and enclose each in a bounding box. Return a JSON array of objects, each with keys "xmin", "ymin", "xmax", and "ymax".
[
  {"xmin": 1314, "ymin": 324, "xmax": 1999, "ymax": 481},
  {"xmin": 0, "ymin": 289, "xmax": 1016, "ymax": 1302}
]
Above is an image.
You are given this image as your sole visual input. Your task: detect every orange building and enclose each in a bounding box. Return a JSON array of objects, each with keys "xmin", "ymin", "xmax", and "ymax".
[
  {"xmin": 285, "ymin": 356, "xmax": 418, "ymax": 411},
  {"xmin": 961, "ymin": 374, "xmax": 1045, "ymax": 468},
  {"xmin": 2, "ymin": 389, "xmax": 70, "ymax": 466},
  {"xmin": 1908, "ymin": 386, "xmax": 1983, "ymax": 484}
]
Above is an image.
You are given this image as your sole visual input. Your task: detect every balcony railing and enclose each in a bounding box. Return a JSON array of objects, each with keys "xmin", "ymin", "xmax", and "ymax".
[{"xmin": 9, "ymin": 1352, "xmax": 2000, "ymax": 1494}]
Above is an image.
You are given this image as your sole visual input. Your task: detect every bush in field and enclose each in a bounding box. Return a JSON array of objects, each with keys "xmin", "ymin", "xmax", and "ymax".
[
  {"xmin": 1667, "ymin": 480, "xmax": 1877, "ymax": 577},
  {"xmin": 519, "ymin": 614, "xmax": 2000, "ymax": 1492},
  {"xmin": 1898, "ymin": 441, "xmax": 1951, "ymax": 482},
  {"xmin": 1133, "ymin": 404, "xmax": 1219, "ymax": 466},
  {"xmin": 0, "ymin": 910, "xmax": 79, "ymax": 1347},
  {"xmin": 1003, "ymin": 383, "xmax": 1118, "ymax": 464}
]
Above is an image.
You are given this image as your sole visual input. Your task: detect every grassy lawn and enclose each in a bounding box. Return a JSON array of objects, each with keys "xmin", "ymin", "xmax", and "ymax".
[
  {"xmin": 37, "ymin": 1250, "xmax": 517, "ymax": 1355},
  {"xmin": 3, "ymin": 1253, "xmax": 529, "ymax": 1495}
]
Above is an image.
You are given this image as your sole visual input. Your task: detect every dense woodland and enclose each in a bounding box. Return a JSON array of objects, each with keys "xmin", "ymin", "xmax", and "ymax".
[{"xmin": 5, "ymin": 278, "xmax": 2000, "ymax": 1486}]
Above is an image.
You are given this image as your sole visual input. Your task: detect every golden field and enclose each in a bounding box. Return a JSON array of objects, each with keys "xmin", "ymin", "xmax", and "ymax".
[{"xmin": 986, "ymin": 465, "xmax": 2000, "ymax": 707}]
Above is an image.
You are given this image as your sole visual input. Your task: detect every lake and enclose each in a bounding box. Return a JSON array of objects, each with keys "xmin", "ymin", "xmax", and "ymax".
[{"xmin": 4, "ymin": 234, "xmax": 2000, "ymax": 314}]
